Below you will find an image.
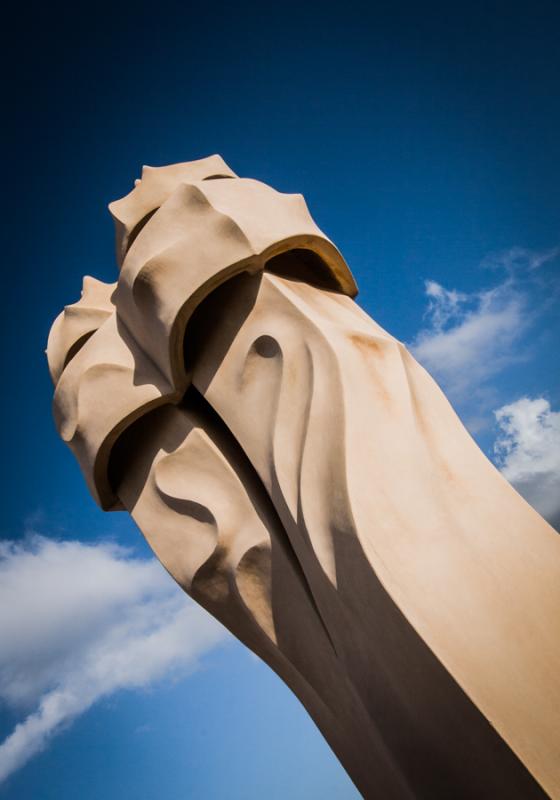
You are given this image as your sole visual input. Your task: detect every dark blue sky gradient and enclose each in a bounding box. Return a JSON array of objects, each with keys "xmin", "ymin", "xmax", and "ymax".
[
  {"xmin": 2, "ymin": 2, "xmax": 559, "ymax": 796},
  {"xmin": 4, "ymin": 0, "xmax": 560, "ymax": 536}
]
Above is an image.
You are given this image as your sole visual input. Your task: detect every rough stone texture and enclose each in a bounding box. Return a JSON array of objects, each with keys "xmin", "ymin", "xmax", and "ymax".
[{"xmin": 48, "ymin": 157, "xmax": 559, "ymax": 799}]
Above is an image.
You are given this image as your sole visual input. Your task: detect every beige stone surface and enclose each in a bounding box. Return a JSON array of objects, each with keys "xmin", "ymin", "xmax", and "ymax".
[{"xmin": 48, "ymin": 158, "xmax": 560, "ymax": 799}]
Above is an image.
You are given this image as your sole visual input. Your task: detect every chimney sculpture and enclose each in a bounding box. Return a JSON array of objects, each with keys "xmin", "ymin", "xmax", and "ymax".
[{"xmin": 48, "ymin": 157, "xmax": 559, "ymax": 799}]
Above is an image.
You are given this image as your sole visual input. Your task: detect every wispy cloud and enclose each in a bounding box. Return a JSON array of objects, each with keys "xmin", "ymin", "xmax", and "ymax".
[
  {"xmin": 408, "ymin": 246, "xmax": 559, "ymax": 431},
  {"xmin": 0, "ymin": 536, "xmax": 228, "ymax": 784},
  {"xmin": 481, "ymin": 245, "xmax": 560, "ymax": 276},
  {"xmin": 421, "ymin": 280, "xmax": 469, "ymax": 332},
  {"xmin": 410, "ymin": 279, "xmax": 527, "ymax": 412},
  {"xmin": 494, "ymin": 397, "xmax": 560, "ymax": 530}
]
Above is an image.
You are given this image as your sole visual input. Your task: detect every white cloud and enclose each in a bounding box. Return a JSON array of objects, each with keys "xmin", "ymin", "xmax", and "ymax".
[
  {"xmin": 494, "ymin": 397, "xmax": 560, "ymax": 528},
  {"xmin": 0, "ymin": 536, "xmax": 228, "ymax": 784},
  {"xmin": 410, "ymin": 279, "xmax": 527, "ymax": 408},
  {"xmin": 422, "ymin": 280, "xmax": 468, "ymax": 331},
  {"xmin": 408, "ymin": 246, "xmax": 559, "ymax": 430}
]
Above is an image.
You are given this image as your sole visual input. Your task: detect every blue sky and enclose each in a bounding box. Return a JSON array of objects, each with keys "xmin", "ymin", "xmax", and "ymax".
[{"xmin": 2, "ymin": 2, "xmax": 559, "ymax": 797}]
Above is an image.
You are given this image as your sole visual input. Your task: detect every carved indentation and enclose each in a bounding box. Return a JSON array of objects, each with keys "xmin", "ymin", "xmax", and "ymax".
[
  {"xmin": 235, "ymin": 543, "xmax": 275, "ymax": 640},
  {"xmin": 252, "ymin": 335, "xmax": 280, "ymax": 358},
  {"xmin": 266, "ymin": 249, "xmax": 348, "ymax": 294}
]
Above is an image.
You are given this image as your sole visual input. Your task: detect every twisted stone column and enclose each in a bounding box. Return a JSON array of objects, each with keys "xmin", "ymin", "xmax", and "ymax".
[{"xmin": 48, "ymin": 156, "xmax": 560, "ymax": 799}]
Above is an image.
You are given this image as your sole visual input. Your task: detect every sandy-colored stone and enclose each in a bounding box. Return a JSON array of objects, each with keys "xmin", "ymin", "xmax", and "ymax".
[{"xmin": 48, "ymin": 158, "xmax": 560, "ymax": 799}]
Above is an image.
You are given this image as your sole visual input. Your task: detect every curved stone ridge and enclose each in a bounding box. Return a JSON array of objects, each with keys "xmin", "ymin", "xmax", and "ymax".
[
  {"xmin": 47, "ymin": 276, "xmax": 116, "ymax": 384},
  {"xmin": 109, "ymin": 154, "xmax": 238, "ymax": 266},
  {"xmin": 47, "ymin": 157, "xmax": 357, "ymax": 509},
  {"xmin": 115, "ymin": 175, "xmax": 357, "ymax": 388}
]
